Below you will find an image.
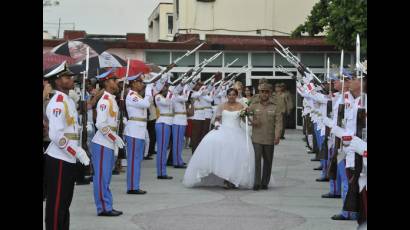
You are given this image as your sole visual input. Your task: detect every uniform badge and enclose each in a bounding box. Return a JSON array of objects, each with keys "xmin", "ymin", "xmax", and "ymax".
[
  {"xmin": 53, "ymin": 108, "xmax": 62, "ymax": 117},
  {"xmin": 101, "ymin": 126, "xmax": 109, "ymax": 134},
  {"xmin": 100, "ymin": 104, "xmax": 106, "ymax": 111},
  {"xmin": 58, "ymin": 137, "xmax": 67, "ymax": 148},
  {"xmin": 132, "ymin": 97, "xmax": 138, "ymax": 102}
]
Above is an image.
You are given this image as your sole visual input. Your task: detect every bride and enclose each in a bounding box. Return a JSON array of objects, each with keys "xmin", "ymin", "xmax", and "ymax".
[{"xmin": 183, "ymin": 88, "xmax": 255, "ymax": 189}]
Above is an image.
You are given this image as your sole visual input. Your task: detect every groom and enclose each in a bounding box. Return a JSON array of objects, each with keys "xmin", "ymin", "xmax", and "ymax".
[{"xmin": 248, "ymin": 83, "xmax": 283, "ymax": 190}]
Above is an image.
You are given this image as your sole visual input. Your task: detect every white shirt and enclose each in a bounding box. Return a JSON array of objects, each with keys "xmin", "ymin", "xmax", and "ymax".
[
  {"xmin": 202, "ymin": 94, "xmax": 213, "ymax": 119},
  {"xmin": 191, "ymin": 86, "xmax": 207, "ymax": 120},
  {"xmin": 172, "ymin": 91, "xmax": 188, "ymax": 126},
  {"xmin": 91, "ymin": 91, "xmax": 119, "ymax": 150},
  {"xmin": 124, "ymin": 89, "xmax": 151, "ymax": 139},
  {"xmin": 155, "ymin": 92, "xmax": 174, "ymax": 125},
  {"xmin": 45, "ymin": 91, "xmax": 79, "ymax": 163}
]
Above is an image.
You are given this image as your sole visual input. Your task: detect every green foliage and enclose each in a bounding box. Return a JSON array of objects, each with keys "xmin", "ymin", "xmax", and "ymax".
[{"xmin": 291, "ymin": 0, "xmax": 367, "ymax": 56}]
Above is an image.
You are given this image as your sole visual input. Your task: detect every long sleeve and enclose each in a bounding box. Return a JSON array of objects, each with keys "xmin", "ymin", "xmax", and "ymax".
[
  {"xmin": 95, "ymin": 99, "xmax": 111, "ymax": 131},
  {"xmin": 126, "ymin": 94, "xmax": 151, "ymax": 109},
  {"xmin": 155, "ymin": 94, "xmax": 172, "ymax": 107},
  {"xmin": 47, "ymin": 102, "xmax": 66, "ymax": 145}
]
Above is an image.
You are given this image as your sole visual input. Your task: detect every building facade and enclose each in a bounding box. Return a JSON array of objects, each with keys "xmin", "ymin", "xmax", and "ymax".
[{"xmin": 148, "ymin": 3, "xmax": 174, "ymax": 42}]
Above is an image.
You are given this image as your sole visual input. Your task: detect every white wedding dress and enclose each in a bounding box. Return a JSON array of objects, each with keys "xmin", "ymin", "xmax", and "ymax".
[{"xmin": 183, "ymin": 109, "xmax": 255, "ymax": 189}]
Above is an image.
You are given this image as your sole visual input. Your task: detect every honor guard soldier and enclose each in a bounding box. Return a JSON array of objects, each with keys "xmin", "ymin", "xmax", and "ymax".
[
  {"xmin": 44, "ymin": 61, "xmax": 90, "ymax": 230},
  {"xmin": 328, "ymin": 69, "xmax": 358, "ymax": 221},
  {"xmin": 322, "ymin": 72, "xmax": 343, "ymax": 199},
  {"xmin": 171, "ymin": 82, "xmax": 189, "ymax": 168},
  {"xmin": 154, "ymin": 73, "xmax": 174, "ymax": 179},
  {"xmin": 123, "ymin": 73, "xmax": 153, "ymax": 194},
  {"xmin": 91, "ymin": 69, "xmax": 125, "ymax": 216}
]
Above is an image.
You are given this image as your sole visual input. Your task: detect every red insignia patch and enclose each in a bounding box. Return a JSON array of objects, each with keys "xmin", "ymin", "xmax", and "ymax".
[
  {"xmin": 67, "ymin": 146, "xmax": 76, "ymax": 156},
  {"xmin": 56, "ymin": 94, "xmax": 63, "ymax": 102}
]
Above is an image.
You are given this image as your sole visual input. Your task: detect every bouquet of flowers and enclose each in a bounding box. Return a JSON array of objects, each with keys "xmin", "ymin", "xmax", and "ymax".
[{"xmin": 239, "ymin": 101, "xmax": 254, "ymax": 118}]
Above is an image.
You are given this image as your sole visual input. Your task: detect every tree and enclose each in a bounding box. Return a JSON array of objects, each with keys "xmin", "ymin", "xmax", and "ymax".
[{"xmin": 292, "ymin": 0, "xmax": 367, "ymax": 56}]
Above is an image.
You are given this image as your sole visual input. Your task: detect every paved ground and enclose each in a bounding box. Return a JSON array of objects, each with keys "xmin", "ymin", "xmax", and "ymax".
[{"xmin": 43, "ymin": 129, "xmax": 358, "ymax": 230}]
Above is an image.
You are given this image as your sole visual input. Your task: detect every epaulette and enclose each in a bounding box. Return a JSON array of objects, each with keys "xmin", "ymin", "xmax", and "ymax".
[
  {"xmin": 103, "ymin": 95, "xmax": 109, "ymax": 100},
  {"xmin": 56, "ymin": 94, "xmax": 64, "ymax": 102}
]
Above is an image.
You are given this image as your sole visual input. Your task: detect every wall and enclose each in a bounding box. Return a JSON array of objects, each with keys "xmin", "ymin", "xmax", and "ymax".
[{"xmin": 174, "ymin": 0, "xmax": 318, "ymax": 38}]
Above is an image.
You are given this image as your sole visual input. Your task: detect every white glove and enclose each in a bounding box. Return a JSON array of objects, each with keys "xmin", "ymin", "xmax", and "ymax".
[
  {"xmin": 86, "ymin": 122, "xmax": 93, "ymax": 133},
  {"xmin": 123, "ymin": 117, "xmax": 128, "ymax": 126},
  {"xmin": 349, "ymin": 136, "xmax": 367, "ymax": 155},
  {"xmin": 102, "ymin": 127, "xmax": 125, "ymax": 149},
  {"xmin": 331, "ymin": 126, "xmax": 347, "ymax": 138},
  {"xmin": 323, "ymin": 117, "xmax": 334, "ymax": 128},
  {"xmin": 145, "ymin": 83, "xmax": 153, "ymax": 97},
  {"xmin": 112, "ymin": 133, "xmax": 125, "ymax": 149},
  {"xmin": 75, "ymin": 147, "xmax": 90, "ymax": 166},
  {"xmin": 192, "ymin": 75, "xmax": 200, "ymax": 83},
  {"xmin": 114, "ymin": 145, "xmax": 119, "ymax": 157},
  {"xmin": 214, "ymin": 121, "xmax": 221, "ymax": 130}
]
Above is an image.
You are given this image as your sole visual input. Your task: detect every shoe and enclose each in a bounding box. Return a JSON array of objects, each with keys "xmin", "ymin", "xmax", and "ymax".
[
  {"xmin": 261, "ymin": 185, "xmax": 268, "ymax": 190},
  {"xmin": 98, "ymin": 210, "xmax": 122, "ymax": 217},
  {"xmin": 311, "ymin": 158, "xmax": 320, "ymax": 162},
  {"xmin": 157, "ymin": 176, "xmax": 173, "ymax": 179},
  {"xmin": 76, "ymin": 180, "xmax": 90, "ymax": 185},
  {"xmin": 183, "ymin": 162, "xmax": 187, "ymax": 166},
  {"xmin": 331, "ymin": 214, "xmax": 350, "ymax": 220},
  {"xmin": 316, "ymin": 178, "xmax": 329, "ymax": 182},
  {"xmin": 280, "ymin": 137, "xmax": 285, "ymax": 140},
  {"xmin": 313, "ymin": 166, "xmax": 323, "ymax": 171},
  {"xmin": 322, "ymin": 193, "xmax": 341, "ymax": 198},
  {"xmin": 307, "ymin": 150, "xmax": 316, "ymax": 154},
  {"xmin": 253, "ymin": 185, "xmax": 260, "ymax": 191},
  {"xmin": 174, "ymin": 165, "xmax": 187, "ymax": 169},
  {"xmin": 112, "ymin": 170, "xmax": 120, "ymax": 175},
  {"xmin": 144, "ymin": 156, "xmax": 153, "ymax": 160},
  {"xmin": 112, "ymin": 209, "xmax": 123, "ymax": 215},
  {"xmin": 127, "ymin": 189, "xmax": 147, "ymax": 195}
]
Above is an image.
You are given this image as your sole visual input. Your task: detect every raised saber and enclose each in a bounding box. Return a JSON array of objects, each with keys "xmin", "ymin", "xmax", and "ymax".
[
  {"xmin": 327, "ymin": 57, "xmax": 330, "ymax": 97},
  {"xmin": 273, "ymin": 39, "xmax": 322, "ymax": 84},
  {"xmin": 182, "ymin": 51, "xmax": 223, "ymax": 85},
  {"xmin": 203, "ymin": 58, "xmax": 239, "ymax": 85},
  {"xmin": 214, "ymin": 64, "xmax": 248, "ymax": 87},
  {"xmin": 145, "ymin": 42, "xmax": 205, "ymax": 84}
]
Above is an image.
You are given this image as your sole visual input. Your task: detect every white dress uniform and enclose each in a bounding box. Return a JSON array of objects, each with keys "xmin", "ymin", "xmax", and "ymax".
[
  {"xmin": 124, "ymin": 89, "xmax": 151, "ymax": 139},
  {"xmin": 171, "ymin": 86, "xmax": 189, "ymax": 166},
  {"xmin": 123, "ymin": 83, "xmax": 152, "ymax": 192},
  {"xmin": 91, "ymin": 89, "xmax": 124, "ymax": 214},
  {"xmin": 44, "ymin": 62, "xmax": 90, "ymax": 229},
  {"xmin": 155, "ymin": 91, "xmax": 174, "ymax": 177},
  {"xmin": 46, "ymin": 91, "xmax": 81, "ymax": 163}
]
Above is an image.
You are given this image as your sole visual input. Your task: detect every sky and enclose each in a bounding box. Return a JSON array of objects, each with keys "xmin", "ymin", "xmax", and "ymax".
[{"xmin": 43, "ymin": 0, "xmax": 173, "ymax": 37}]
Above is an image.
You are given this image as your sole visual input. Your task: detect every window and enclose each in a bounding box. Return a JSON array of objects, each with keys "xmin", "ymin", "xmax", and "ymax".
[
  {"xmin": 171, "ymin": 52, "xmax": 195, "ymax": 67},
  {"xmin": 300, "ymin": 53, "xmax": 324, "ymax": 68},
  {"xmin": 224, "ymin": 53, "xmax": 248, "ymax": 67},
  {"xmin": 327, "ymin": 53, "xmax": 352, "ymax": 67},
  {"xmin": 252, "ymin": 53, "xmax": 273, "ymax": 67},
  {"xmin": 145, "ymin": 52, "xmax": 170, "ymax": 66},
  {"xmin": 167, "ymin": 14, "xmax": 173, "ymax": 34},
  {"xmin": 275, "ymin": 53, "xmax": 293, "ymax": 68},
  {"xmin": 176, "ymin": 0, "xmax": 179, "ymax": 18}
]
